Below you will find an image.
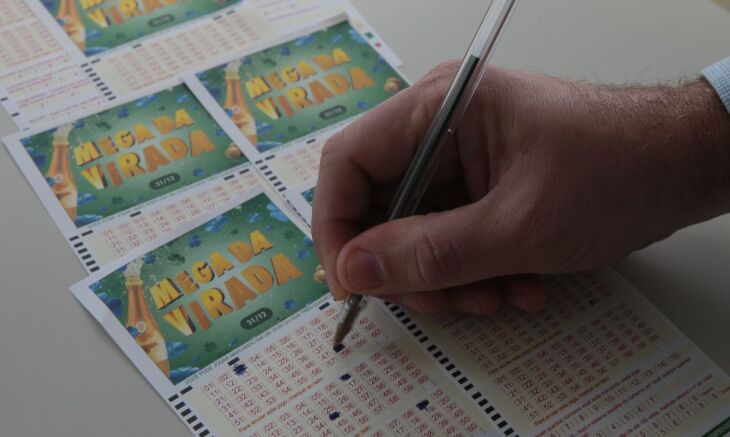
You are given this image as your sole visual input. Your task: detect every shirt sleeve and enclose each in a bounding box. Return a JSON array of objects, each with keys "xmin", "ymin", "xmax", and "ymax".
[{"xmin": 702, "ymin": 56, "xmax": 730, "ymax": 112}]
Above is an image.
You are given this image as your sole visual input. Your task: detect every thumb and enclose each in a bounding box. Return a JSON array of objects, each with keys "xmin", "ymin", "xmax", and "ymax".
[{"xmin": 335, "ymin": 197, "xmax": 524, "ymax": 295}]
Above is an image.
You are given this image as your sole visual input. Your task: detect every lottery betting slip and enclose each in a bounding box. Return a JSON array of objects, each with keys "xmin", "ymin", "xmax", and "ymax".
[
  {"xmin": 4, "ymin": 15, "xmax": 408, "ymax": 271},
  {"xmin": 70, "ymin": 185, "xmax": 730, "ymax": 436},
  {"xmin": 0, "ymin": 0, "xmax": 349, "ymax": 130},
  {"xmin": 2, "ymin": 1, "xmax": 727, "ymax": 436}
]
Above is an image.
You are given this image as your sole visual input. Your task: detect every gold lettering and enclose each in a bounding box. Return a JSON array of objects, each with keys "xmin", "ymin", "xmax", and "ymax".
[
  {"xmin": 324, "ymin": 73, "xmax": 350, "ymax": 95},
  {"xmin": 225, "ymin": 277, "xmax": 257, "ymax": 309},
  {"xmin": 228, "ymin": 241, "xmax": 253, "ymax": 264},
  {"xmin": 245, "ymin": 77, "xmax": 271, "ymax": 99},
  {"xmin": 210, "ymin": 251, "xmax": 234, "ymax": 277},
  {"xmin": 351, "ymin": 67, "xmax": 374, "ymax": 90},
  {"xmin": 313, "ymin": 54, "xmax": 334, "ymax": 71},
  {"xmin": 200, "ymin": 288, "xmax": 233, "ymax": 319},
  {"xmin": 174, "ymin": 109, "xmax": 194, "ymax": 129},
  {"xmin": 332, "ymin": 48, "xmax": 352, "ymax": 65},
  {"xmin": 97, "ymin": 137, "xmax": 118, "ymax": 156},
  {"xmin": 242, "ymin": 265, "xmax": 274, "ymax": 293},
  {"xmin": 272, "ymin": 254, "xmax": 303, "ymax": 286},
  {"xmin": 250, "ymin": 231, "xmax": 273, "ymax": 254},
  {"xmin": 286, "ymin": 87, "xmax": 313, "ymax": 110},
  {"xmin": 297, "ymin": 61, "xmax": 317, "ymax": 79},
  {"xmin": 134, "ymin": 123, "xmax": 155, "ymax": 144},
  {"xmin": 163, "ymin": 306, "xmax": 196, "ymax": 336},
  {"xmin": 160, "ymin": 137, "xmax": 188, "ymax": 161},
  {"xmin": 80, "ymin": 165, "xmax": 107, "ymax": 189},
  {"xmin": 281, "ymin": 66, "xmax": 299, "ymax": 83},
  {"xmin": 115, "ymin": 129, "xmax": 135, "ymax": 148},
  {"xmin": 189, "ymin": 300, "xmax": 211, "ymax": 331},
  {"xmin": 117, "ymin": 153, "xmax": 145, "ymax": 178},
  {"xmin": 254, "ymin": 98, "xmax": 280, "ymax": 120},
  {"xmin": 191, "ymin": 261, "xmax": 214, "ymax": 284},
  {"xmin": 310, "ymin": 80, "xmax": 334, "ymax": 104},
  {"xmin": 73, "ymin": 142, "xmax": 101, "ymax": 166},
  {"xmin": 266, "ymin": 72, "xmax": 286, "ymax": 90},
  {"xmin": 150, "ymin": 279, "xmax": 182, "ymax": 310},
  {"xmin": 142, "ymin": 145, "xmax": 170, "ymax": 173},
  {"xmin": 190, "ymin": 130, "xmax": 215, "ymax": 156},
  {"xmin": 153, "ymin": 116, "xmax": 174, "ymax": 135},
  {"xmin": 173, "ymin": 271, "xmax": 198, "ymax": 294}
]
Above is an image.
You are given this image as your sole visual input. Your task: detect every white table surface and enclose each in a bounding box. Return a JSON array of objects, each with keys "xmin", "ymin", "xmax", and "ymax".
[{"xmin": 0, "ymin": 0, "xmax": 728, "ymax": 435}]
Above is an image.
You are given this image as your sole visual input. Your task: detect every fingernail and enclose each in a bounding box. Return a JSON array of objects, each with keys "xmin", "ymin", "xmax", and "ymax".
[{"xmin": 344, "ymin": 250, "xmax": 384, "ymax": 290}]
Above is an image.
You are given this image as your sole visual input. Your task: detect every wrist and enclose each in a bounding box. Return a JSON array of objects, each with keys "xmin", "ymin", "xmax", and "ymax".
[
  {"xmin": 653, "ymin": 80, "xmax": 730, "ymax": 227},
  {"xmin": 598, "ymin": 80, "xmax": 730, "ymax": 235}
]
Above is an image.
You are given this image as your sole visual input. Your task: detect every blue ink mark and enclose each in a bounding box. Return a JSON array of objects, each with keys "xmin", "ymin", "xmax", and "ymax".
[
  {"xmin": 333, "ymin": 343, "xmax": 345, "ymax": 353},
  {"xmin": 340, "ymin": 373, "xmax": 351, "ymax": 381},
  {"xmin": 233, "ymin": 364, "xmax": 247, "ymax": 376},
  {"xmin": 328, "ymin": 411, "xmax": 340, "ymax": 421},
  {"xmin": 416, "ymin": 400, "xmax": 429, "ymax": 411}
]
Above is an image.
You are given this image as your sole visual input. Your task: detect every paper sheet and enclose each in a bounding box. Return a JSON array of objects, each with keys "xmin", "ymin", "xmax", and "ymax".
[
  {"xmin": 3, "ymin": 2, "xmax": 726, "ymax": 435},
  {"xmin": 4, "ymin": 14, "xmax": 409, "ymax": 271},
  {"xmin": 28, "ymin": 0, "xmax": 245, "ymax": 58},
  {"xmin": 0, "ymin": 0, "xmax": 352, "ymax": 131},
  {"xmin": 3, "ymin": 78, "xmax": 270, "ymax": 271},
  {"xmin": 399, "ymin": 271, "xmax": 730, "ymax": 436},
  {"xmin": 184, "ymin": 14, "xmax": 408, "ymax": 219},
  {"xmin": 70, "ymin": 187, "xmax": 500, "ymax": 436},
  {"xmin": 0, "ymin": 0, "xmax": 106, "ymax": 129},
  {"xmin": 69, "ymin": 186, "xmax": 730, "ymax": 436}
]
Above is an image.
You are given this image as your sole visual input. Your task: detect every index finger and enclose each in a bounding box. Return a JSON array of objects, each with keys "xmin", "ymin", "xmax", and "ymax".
[{"xmin": 312, "ymin": 62, "xmax": 458, "ymax": 299}]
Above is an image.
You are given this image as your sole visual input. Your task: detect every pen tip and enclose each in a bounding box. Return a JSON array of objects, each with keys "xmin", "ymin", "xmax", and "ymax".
[{"xmin": 332, "ymin": 330, "xmax": 345, "ymax": 348}]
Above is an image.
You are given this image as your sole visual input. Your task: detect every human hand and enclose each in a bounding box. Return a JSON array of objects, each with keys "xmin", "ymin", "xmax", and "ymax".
[{"xmin": 312, "ymin": 61, "xmax": 730, "ymax": 315}]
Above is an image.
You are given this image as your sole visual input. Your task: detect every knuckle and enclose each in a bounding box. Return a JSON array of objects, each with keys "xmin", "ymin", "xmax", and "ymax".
[{"xmin": 410, "ymin": 230, "xmax": 458, "ymax": 289}]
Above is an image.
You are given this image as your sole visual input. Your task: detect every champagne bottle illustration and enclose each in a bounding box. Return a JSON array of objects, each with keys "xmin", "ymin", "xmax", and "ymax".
[
  {"xmin": 224, "ymin": 60, "xmax": 258, "ymax": 146},
  {"xmin": 56, "ymin": 0, "xmax": 85, "ymax": 51},
  {"xmin": 46, "ymin": 124, "xmax": 78, "ymax": 221},
  {"xmin": 125, "ymin": 259, "xmax": 170, "ymax": 376}
]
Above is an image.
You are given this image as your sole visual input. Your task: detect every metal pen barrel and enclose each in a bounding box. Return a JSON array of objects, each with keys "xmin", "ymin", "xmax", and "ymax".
[{"xmin": 333, "ymin": 0, "xmax": 517, "ymax": 346}]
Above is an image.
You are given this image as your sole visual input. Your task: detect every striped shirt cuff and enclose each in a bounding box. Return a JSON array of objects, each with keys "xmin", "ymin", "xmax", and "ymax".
[{"xmin": 702, "ymin": 56, "xmax": 730, "ymax": 112}]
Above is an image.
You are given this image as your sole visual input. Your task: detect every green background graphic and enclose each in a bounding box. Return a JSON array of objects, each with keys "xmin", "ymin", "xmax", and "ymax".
[
  {"xmin": 43, "ymin": 0, "xmax": 241, "ymax": 56},
  {"xmin": 90, "ymin": 193, "xmax": 327, "ymax": 384},
  {"xmin": 21, "ymin": 84, "xmax": 247, "ymax": 228},
  {"xmin": 302, "ymin": 187, "xmax": 315, "ymax": 206},
  {"xmin": 197, "ymin": 20, "xmax": 407, "ymax": 152}
]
